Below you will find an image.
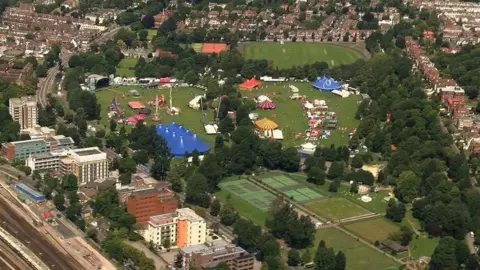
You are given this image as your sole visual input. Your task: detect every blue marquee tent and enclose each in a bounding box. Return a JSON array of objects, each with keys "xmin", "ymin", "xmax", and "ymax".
[
  {"xmin": 156, "ymin": 122, "xmax": 210, "ymax": 157},
  {"xmin": 312, "ymin": 76, "xmax": 342, "ymax": 91}
]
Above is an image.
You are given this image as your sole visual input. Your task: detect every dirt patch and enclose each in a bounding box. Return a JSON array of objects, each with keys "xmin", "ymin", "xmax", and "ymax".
[{"xmin": 362, "ymin": 164, "xmax": 382, "ymax": 177}]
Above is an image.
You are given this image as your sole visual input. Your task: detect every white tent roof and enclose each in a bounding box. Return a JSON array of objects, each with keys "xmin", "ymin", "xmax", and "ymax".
[
  {"xmin": 301, "ymin": 142, "xmax": 316, "ymax": 151},
  {"xmin": 257, "ymin": 95, "xmax": 272, "ymax": 103},
  {"xmin": 304, "ymin": 102, "xmax": 314, "ymax": 109}
]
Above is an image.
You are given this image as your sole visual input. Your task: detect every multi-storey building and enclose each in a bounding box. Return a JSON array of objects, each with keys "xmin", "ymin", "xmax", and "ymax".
[
  {"xmin": 176, "ymin": 240, "xmax": 255, "ymax": 270},
  {"xmin": 143, "ymin": 208, "xmax": 207, "ymax": 248},
  {"xmin": 60, "ymin": 147, "xmax": 108, "ymax": 185},
  {"xmin": 9, "ymin": 96, "xmax": 37, "ymax": 129},
  {"xmin": 2, "ymin": 135, "xmax": 74, "ymax": 161},
  {"xmin": 125, "ymin": 185, "xmax": 178, "ymax": 227}
]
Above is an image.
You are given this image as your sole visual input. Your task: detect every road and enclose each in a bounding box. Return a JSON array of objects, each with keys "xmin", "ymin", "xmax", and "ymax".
[
  {"xmin": 37, "ymin": 64, "xmax": 59, "ymax": 108},
  {"xmin": 0, "ymin": 238, "xmax": 35, "ymax": 270},
  {"xmin": 0, "ymin": 194, "xmax": 84, "ymax": 270}
]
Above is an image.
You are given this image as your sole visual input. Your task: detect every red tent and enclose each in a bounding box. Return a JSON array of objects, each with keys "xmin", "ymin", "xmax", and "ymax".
[
  {"xmin": 239, "ymin": 78, "xmax": 261, "ymax": 91},
  {"xmin": 258, "ymin": 101, "xmax": 275, "ymax": 110}
]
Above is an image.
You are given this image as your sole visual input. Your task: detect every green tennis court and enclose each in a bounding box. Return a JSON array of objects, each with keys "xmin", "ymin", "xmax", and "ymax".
[
  {"xmin": 263, "ymin": 177, "xmax": 285, "ymax": 189},
  {"xmin": 273, "ymin": 175, "xmax": 297, "ymax": 186},
  {"xmin": 219, "ymin": 180, "xmax": 276, "ymax": 211}
]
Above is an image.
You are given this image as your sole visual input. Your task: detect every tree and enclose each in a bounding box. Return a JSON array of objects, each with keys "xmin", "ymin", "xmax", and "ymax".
[
  {"xmin": 36, "ymin": 64, "xmax": 47, "ymax": 77},
  {"xmin": 220, "ymin": 206, "xmax": 238, "ymax": 226},
  {"xmin": 138, "ymin": 29, "xmax": 148, "ymax": 41},
  {"xmin": 118, "ymin": 157, "xmax": 137, "ymax": 174},
  {"xmin": 327, "ymin": 161, "xmax": 344, "ymax": 179},
  {"xmin": 287, "ymin": 249, "xmax": 301, "ymax": 266},
  {"xmin": 395, "ymin": 170, "xmax": 420, "ymax": 203},
  {"xmin": 210, "ymin": 199, "xmax": 221, "ymax": 216},
  {"xmin": 328, "ymin": 181, "xmax": 340, "ymax": 192},
  {"xmin": 385, "ymin": 199, "xmax": 406, "ymax": 222},
  {"xmin": 151, "ymin": 155, "xmax": 170, "ymax": 180},
  {"xmin": 315, "ymin": 245, "xmax": 336, "ymax": 270},
  {"xmin": 399, "ymin": 225, "xmax": 413, "ymax": 246},
  {"xmin": 54, "ymin": 194, "xmax": 65, "ymax": 211},
  {"xmin": 307, "ymin": 167, "xmax": 326, "ymax": 185},
  {"xmin": 350, "ymin": 155, "xmax": 364, "ymax": 169},
  {"xmin": 281, "ymin": 147, "xmax": 300, "ymax": 172},
  {"xmin": 219, "ymin": 117, "xmax": 235, "ymax": 134},
  {"xmin": 61, "ymin": 174, "xmax": 78, "ymax": 192},
  {"xmin": 301, "ymin": 249, "xmax": 312, "ymax": 265},
  {"xmin": 186, "ymin": 173, "xmax": 211, "ymax": 208},
  {"xmin": 430, "ymin": 237, "xmax": 459, "ymax": 270},
  {"xmin": 109, "ymin": 118, "xmax": 117, "ymax": 132},
  {"xmin": 334, "ymin": 251, "xmax": 346, "ymax": 270}
]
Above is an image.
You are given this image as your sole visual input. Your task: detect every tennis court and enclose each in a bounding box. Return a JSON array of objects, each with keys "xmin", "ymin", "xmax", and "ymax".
[
  {"xmin": 259, "ymin": 173, "xmax": 325, "ymax": 203},
  {"xmin": 219, "ymin": 179, "xmax": 276, "ymax": 211}
]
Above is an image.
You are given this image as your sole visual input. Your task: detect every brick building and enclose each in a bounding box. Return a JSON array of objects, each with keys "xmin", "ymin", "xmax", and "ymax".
[
  {"xmin": 126, "ymin": 186, "xmax": 178, "ymax": 226},
  {"xmin": 177, "ymin": 240, "xmax": 255, "ymax": 270}
]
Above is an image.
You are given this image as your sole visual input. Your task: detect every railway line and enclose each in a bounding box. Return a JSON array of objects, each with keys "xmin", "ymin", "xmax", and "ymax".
[
  {"xmin": 0, "ymin": 194, "xmax": 84, "ymax": 270},
  {"xmin": 0, "ymin": 238, "xmax": 34, "ymax": 270}
]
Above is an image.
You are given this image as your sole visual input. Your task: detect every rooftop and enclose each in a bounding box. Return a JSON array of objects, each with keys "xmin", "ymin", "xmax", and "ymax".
[{"xmin": 72, "ymin": 148, "xmax": 103, "ymax": 156}]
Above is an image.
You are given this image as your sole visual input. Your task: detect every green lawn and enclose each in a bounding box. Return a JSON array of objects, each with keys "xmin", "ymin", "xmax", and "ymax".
[
  {"xmin": 243, "ymin": 82, "xmax": 360, "ymax": 147},
  {"xmin": 215, "ymin": 190, "xmax": 268, "ymax": 226},
  {"xmin": 409, "ymin": 236, "xmax": 439, "ymax": 258},
  {"xmin": 243, "ymin": 43, "xmax": 363, "ymax": 69},
  {"xmin": 147, "ymin": 29, "xmax": 157, "ymax": 41},
  {"xmin": 305, "ymin": 198, "xmax": 372, "ymax": 221},
  {"xmin": 288, "ymin": 173, "xmax": 389, "ymax": 214},
  {"xmin": 343, "ymin": 218, "xmax": 400, "ymax": 243},
  {"xmin": 115, "ymin": 57, "xmax": 137, "ymax": 77},
  {"xmin": 311, "ymin": 228, "xmax": 400, "ymax": 270},
  {"xmin": 94, "ymin": 85, "xmax": 216, "ymax": 144}
]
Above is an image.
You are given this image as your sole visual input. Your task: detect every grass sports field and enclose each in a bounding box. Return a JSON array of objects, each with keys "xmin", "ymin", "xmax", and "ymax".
[
  {"xmin": 312, "ymin": 228, "xmax": 400, "ymax": 270},
  {"xmin": 115, "ymin": 57, "xmax": 137, "ymax": 77},
  {"xmin": 258, "ymin": 172, "xmax": 324, "ymax": 204},
  {"xmin": 243, "ymin": 42, "xmax": 364, "ymax": 69},
  {"xmin": 305, "ymin": 198, "xmax": 372, "ymax": 221},
  {"xmin": 94, "ymin": 85, "xmax": 215, "ymax": 144},
  {"xmin": 243, "ymin": 82, "xmax": 360, "ymax": 147},
  {"xmin": 344, "ymin": 218, "xmax": 400, "ymax": 243}
]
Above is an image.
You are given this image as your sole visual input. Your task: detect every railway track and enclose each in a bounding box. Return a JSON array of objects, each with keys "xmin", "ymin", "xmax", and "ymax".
[
  {"xmin": 0, "ymin": 195, "xmax": 84, "ymax": 270},
  {"xmin": 0, "ymin": 238, "xmax": 34, "ymax": 270}
]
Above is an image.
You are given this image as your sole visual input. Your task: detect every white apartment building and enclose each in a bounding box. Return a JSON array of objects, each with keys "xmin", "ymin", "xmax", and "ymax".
[
  {"xmin": 26, "ymin": 147, "xmax": 108, "ymax": 184},
  {"xmin": 9, "ymin": 96, "xmax": 37, "ymax": 129},
  {"xmin": 26, "ymin": 149, "xmax": 68, "ymax": 171},
  {"xmin": 144, "ymin": 208, "xmax": 207, "ymax": 248},
  {"xmin": 62, "ymin": 147, "xmax": 108, "ymax": 184}
]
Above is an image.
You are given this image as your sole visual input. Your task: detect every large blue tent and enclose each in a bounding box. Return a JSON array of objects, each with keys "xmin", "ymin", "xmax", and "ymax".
[
  {"xmin": 312, "ymin": 75, "xmax": 342, "ymax": 91},
  {"xmin": 156, "ymin": 122, "xmax": 211, "ymax": 157}
]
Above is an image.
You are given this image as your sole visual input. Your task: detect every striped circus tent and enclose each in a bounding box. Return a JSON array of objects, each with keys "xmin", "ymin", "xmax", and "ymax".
[{"xmin": 258, "ymin": 101, "xmax": 275, "ymax": 110}]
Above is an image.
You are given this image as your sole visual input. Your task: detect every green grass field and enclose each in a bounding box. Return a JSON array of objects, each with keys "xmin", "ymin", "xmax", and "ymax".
[
  {"xmin": 343, "ymin": 218, "xmax": 400, "ymax": 243},
  {"xmin": 305, "ymin": 198, "xmax": 372, "ymax": 221},
  {"xmin": 94, "ymin": 85, "xmax": 215, "ymax": 144},
  {"xmin": 408, "ymin": 237, "xmax": 439, "ymax": 258},
  {"xmin": 243, "ymin": 43, "xmax": 363, "ymax": 69},
  {"xmin": 147, "ymin": 29, "xmax": 157, "ymax": 41},
  {"xmin": 215, "ymin": 189, "xmax": 269, "ymax": 226},
  {"xmin": 115, "ymin": 58, "xmax": 137, "ymax": 77},
  {"xmin": 311, "ymin": 228, "xmax": 400, "ymax": 270},
  {"xmin": 243, "ymin": 82, "xmax": 360, "ymax": 147}
]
